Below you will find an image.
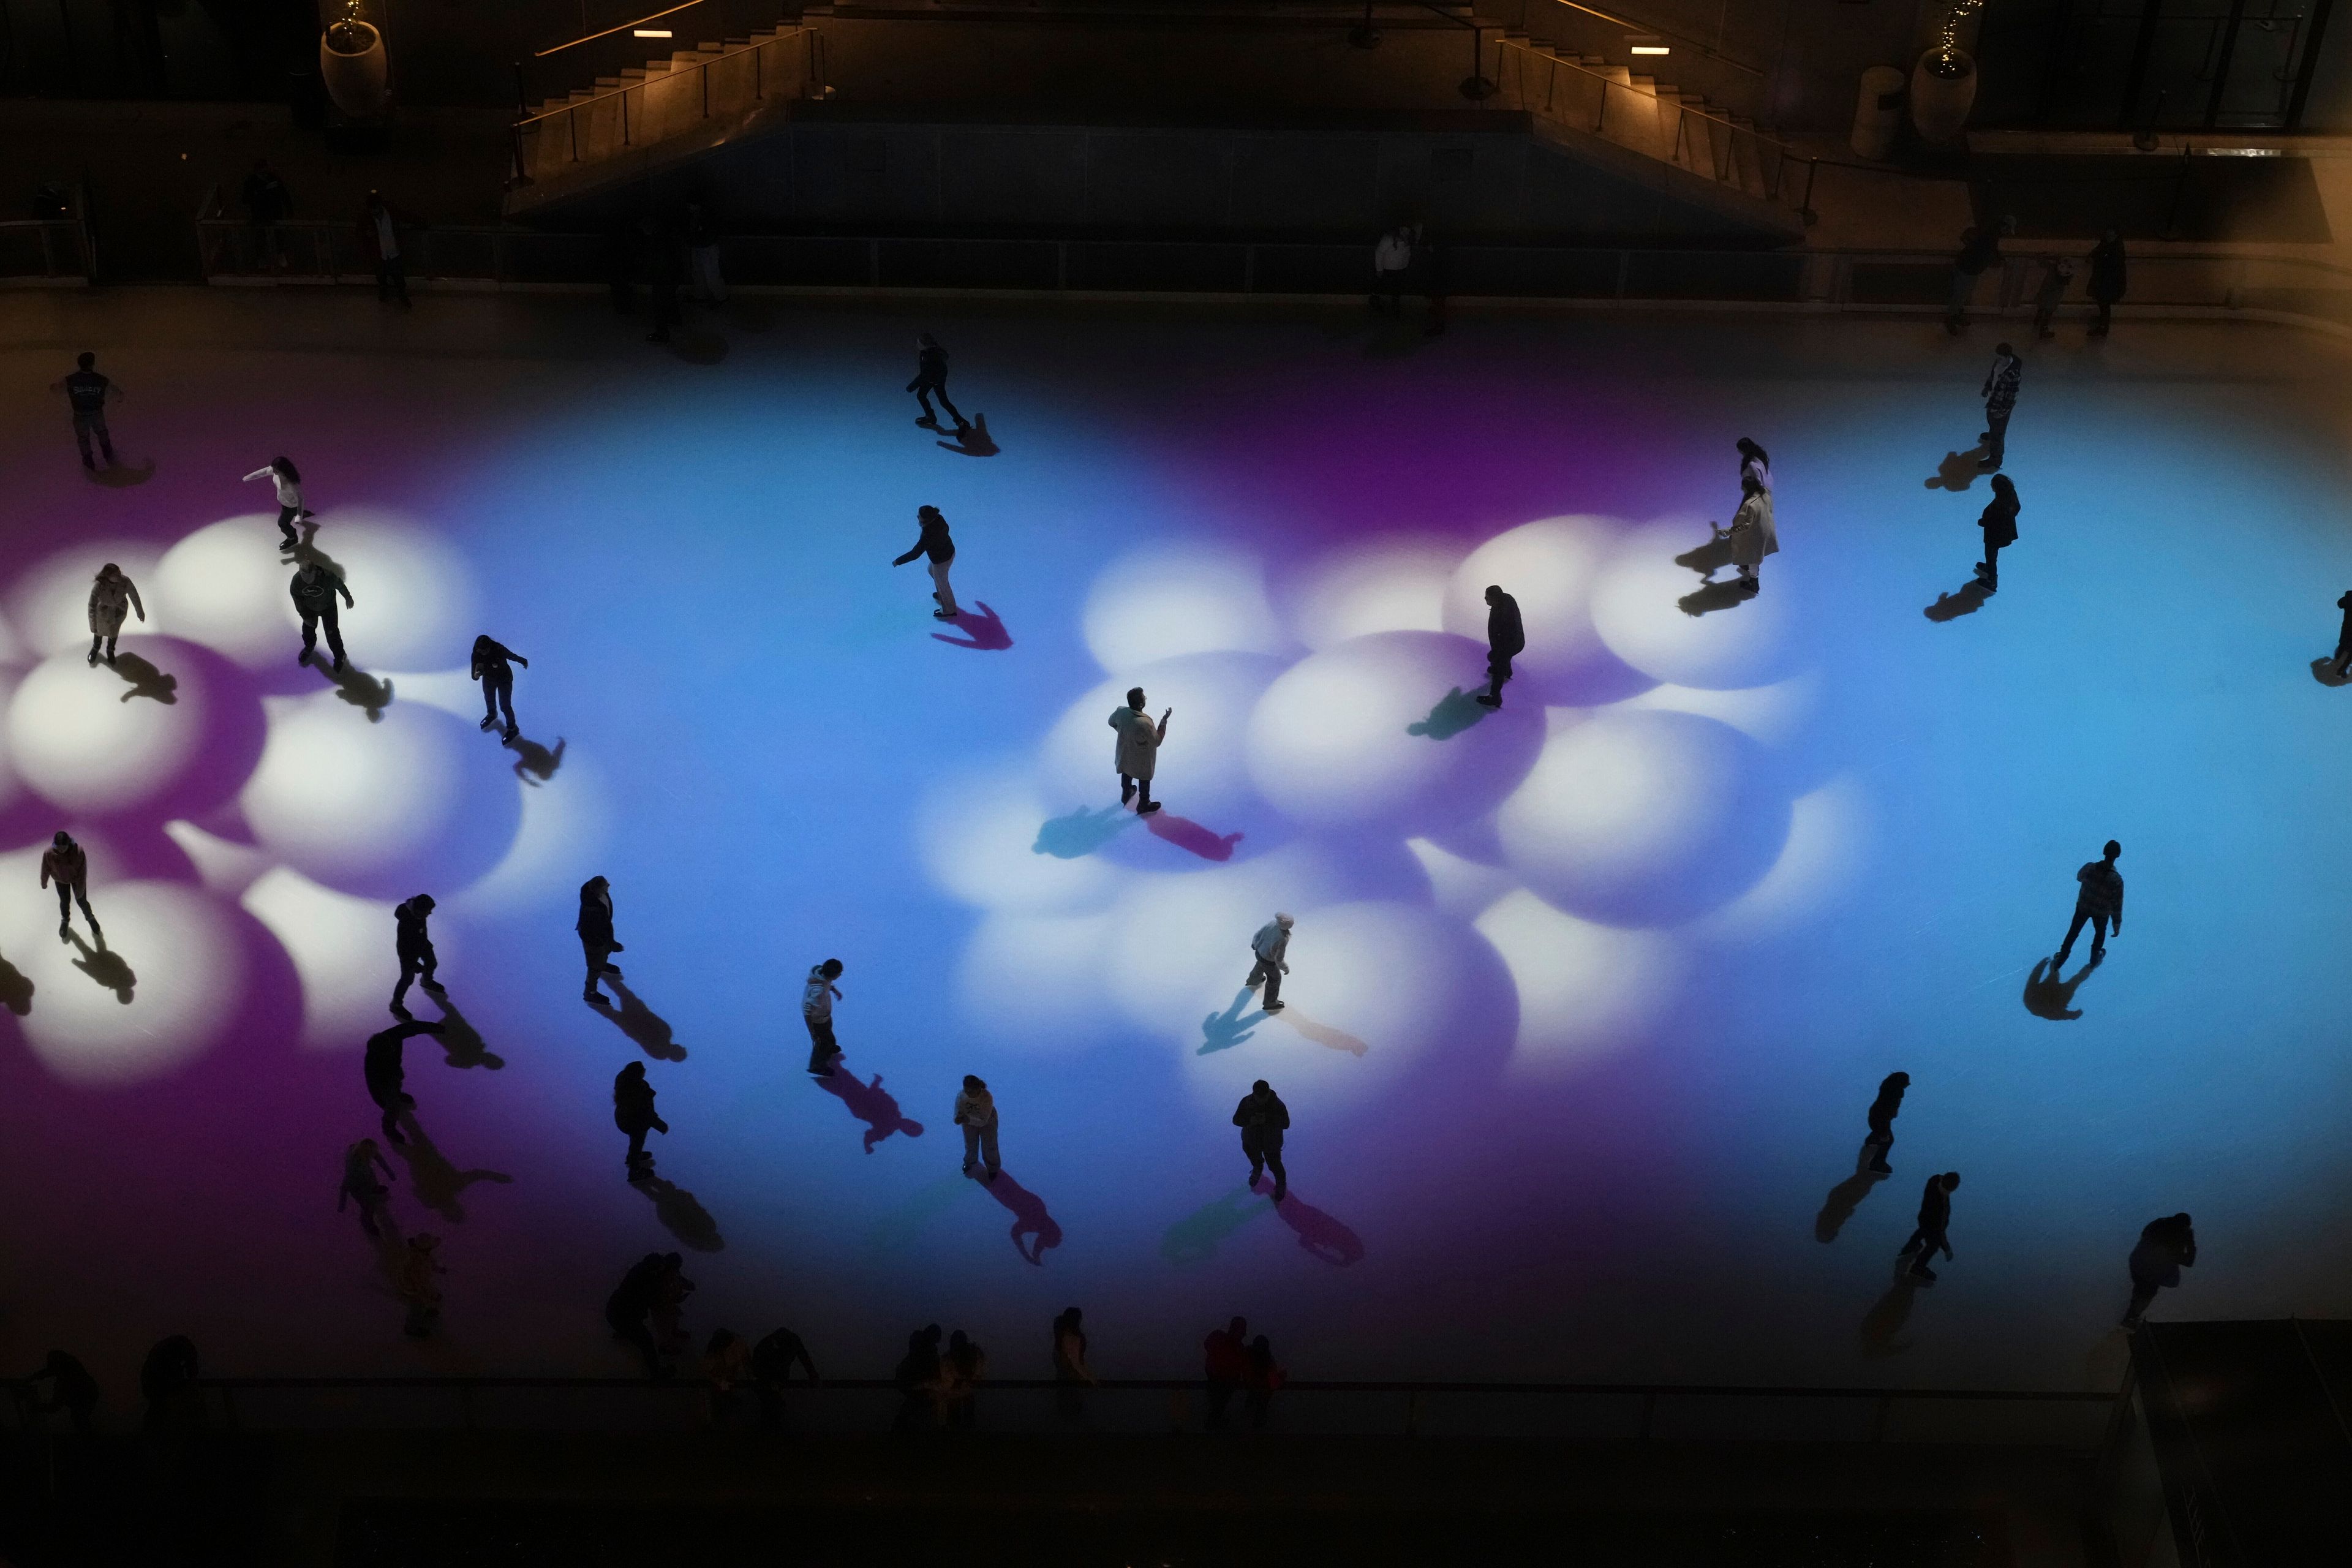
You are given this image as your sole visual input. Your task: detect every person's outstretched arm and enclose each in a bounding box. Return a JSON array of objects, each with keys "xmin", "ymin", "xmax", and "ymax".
[
  {"xmin": 336, "ymin": 575, "xmax": 355, "ymax": 608},
  {"xmin": 1156, "ymin": 708, "xmax": 1172, "ymax": 741},
  {"xmin": 243, "ymin": 467, "xmax": 272, "ymax": 483},
  {"xmin": 128, "ymin": 583, "xmax": 145, "ymax": 621}
]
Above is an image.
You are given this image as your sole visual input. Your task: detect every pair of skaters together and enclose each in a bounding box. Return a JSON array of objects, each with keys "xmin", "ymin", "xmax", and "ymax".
[
  {"xmin": 1695, "ymin": 438, "xmax": 1778, "ymax": 598},
  {"xmin": 797, "ymin": 956, "xmax": 1008, "ymax": 1183}
]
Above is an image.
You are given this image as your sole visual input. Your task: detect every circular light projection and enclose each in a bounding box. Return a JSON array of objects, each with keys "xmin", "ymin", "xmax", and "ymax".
[
  {"xmin": 1496, "ymin": 709, "xmax": 1789, "ymax": 927},
  {"xmin": 1589, "ymin": 519, "xmax": 1801, "ymax": 690},
  {"xmin": 240, "ymin": 696, "xmax": 522, "ymax": 900},
  {"xmin": 1291, "ymin": 543, "xmax": 1460, "ymax": 652},
  {"xmin": 956, "ymin": 910, "xmax": 1120, "ymax": 1054},
  {"xmin": 6, "ymin": 647, "xmax": 213, "ymax": 814},
  {"xmin": 273, "ymin": 513, "xmax": 479, "ymax": 673},
  {"xmin": 921, "ymin": 766, "xmax": 1123, "ymax": 916},
  {"xmin": 1245, "ymin": 631, "xmax": 1543, "ymax": 835},
  {"xmin": 1081, "ymin": 546, "xmax": 1287, "ymax": 673},
  {"xmin": 1476, "ymin": 890, "xmax": 1684, "ymax": 1076},
  {"xmin": 1441, "ymin": 516, "xmax": 1651, "ymax": 704},
  {"xmin": 7, "ymin": 880, "xmax": 246, "ymax": 1087},
  {"xmin": 152, "ymin": 515, "xmax": 298, "ymax": 669},
  {"xmin": 7, "ymin": 543, "xmax": 165, "ymax": 660}
]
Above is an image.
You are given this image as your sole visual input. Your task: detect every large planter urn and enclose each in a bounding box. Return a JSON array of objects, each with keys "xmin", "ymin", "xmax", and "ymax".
[
  {"xmin": 320, "ymin": 18, "xmax": 391, "ymax": 119},
  {"xmin": 1910, "ymin": 48, "xmax": 1977, "ymax": 145}
]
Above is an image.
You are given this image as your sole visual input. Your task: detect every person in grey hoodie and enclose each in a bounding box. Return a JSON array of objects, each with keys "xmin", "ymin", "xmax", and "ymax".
[
  {"xmin": 1245, "ymin": 913, "xmax": 1294, "ymax": 1012},
  {"xmin": 804, "ymin": 959, "xmax": 844, "ymax": 1076},
  {"xmin": 954, "ymin": 1074, "xmax": 1000, "ymax": 1181}
]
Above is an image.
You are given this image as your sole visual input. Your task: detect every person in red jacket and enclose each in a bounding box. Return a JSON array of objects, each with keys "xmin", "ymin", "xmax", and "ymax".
[{"xmin": 1202, "ymin": 1315, "xmax": 1248, "ymax": 1430}]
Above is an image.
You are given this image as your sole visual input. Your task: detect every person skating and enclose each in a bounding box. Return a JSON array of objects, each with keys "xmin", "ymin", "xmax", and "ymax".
[
  {"xmin": 1975, "ymin": 473, "xmax": 2019, "ymax": 592},
  {"xmin": 1110, "ymin": 687, "xmax": 1170, "ymax": 815},
  {"xmin": 2329, "ymin": 590, "xmax": 2352, "ymax": 679},
  {"xmin": 243, "ymin": 457, "xmax": 315, "ymax": 549},
  {"xmin": 1980, "ymin": 342, "xmax": 2022, "ymax": 471},
  {"xmin": 954, "ymin": 1074, "xmax": 1001, "ymax": 1182},
  {"xmin": 907, "ymin": 333, "xmax": 969, "ymax": 432},
  {"xmin": 578, "ymin": 876, "xmax": 624, "ymax": 1005},
  {"xmin": 614, "ymin": 1061, "xmax": 669, "ymax": 1183},
  {"xmin": 891, "ymin": 505, "xmax": 960, "ymax": 620},
  {"xmin": 1476, "ymin": 585, "xmax": 1523, "ymax": 709},
  {"xmin": 390, "ymin": 894, "xmax": 444, "ymax": 1013},
  {"xmin": 363, "ymin": 1017, "xmax": 446, "ymax": 1143},
  {"xmin": 290, "ymin": 559, "xmax": 355, "ymax": 671},
  {"xmin": 1727, "ymin": 471, "xmax": 1777, "ymax": 595},
  {"xmin": 86, "ymin": 562, "xmax": 145, "ymax": 668},
  {"xmin": 1862, "ymin": 1071, "xmax": 1909, "ymax": 1176},
  {"xmin": 2055, "ymin": 840, "xmax": 2124, "ymax": 967},
  {"xmin": 1898, "ymin": 1170, "xmax": 1961, "ymax": 1282},
  {"xmin": 51, "ymin": 352, "xmax": 121, "ymax": 470},
  {"xmin": 470, "ymin": 635, "xmax": 527, "ymax": 741},
  {"xmin": 1245, "ymin": 913, "xmax": 1294, "ymax": 1012},
  {"xmin": 1234, "ymin": 1079, "xmax": 1290, "ymax": 1201},
  {"xmin": 803, "ymin": 958, "xmax": 844, "ymax": 1076},
  {"xmin": 339, "ymin": 1137, "xmax": 398, "ymax": 1240},
  {"xmin": 39, "ymin": 831, "xmax": 99, "ymax": 944},
  {"xmin": 2123, "ymin": 1213, "xmax": 2197, "ymax": 1326}
]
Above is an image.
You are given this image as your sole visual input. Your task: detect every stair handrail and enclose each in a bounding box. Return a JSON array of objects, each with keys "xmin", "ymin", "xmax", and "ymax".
[
  {"xmin": 511, "ymin": 23, "xmax": 809, "ymax": 130},
  {"xmin": 1526, "ymin": 0, "xmax": 1765, "ymax": 78}
]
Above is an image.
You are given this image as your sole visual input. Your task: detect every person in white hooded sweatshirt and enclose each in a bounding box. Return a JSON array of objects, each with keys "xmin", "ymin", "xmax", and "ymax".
[{"xmin": 244, "ymin": 456, "xmax": 315, "ymax": 549}]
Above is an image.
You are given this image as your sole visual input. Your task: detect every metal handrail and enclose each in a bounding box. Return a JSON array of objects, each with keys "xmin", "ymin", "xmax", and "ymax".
[
  {"xmin": 0, "ymin": 181, "xmax": 97, "ymax": 282},
  {"xmin": 513, "ymin": 24, "xmax": 807, "ymax": 130},
  {"xmin": 1529, "ymin": 0, "xmax": 1766, "ymax": 78}
]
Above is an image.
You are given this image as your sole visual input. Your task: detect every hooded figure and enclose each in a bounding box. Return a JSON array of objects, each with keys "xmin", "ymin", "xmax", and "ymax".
[
  {"xmin": 578, "ymin": 876, "xmax": 622, "ymax": 1004},
  {"xmin": 86, "ymin": 563, "xmax": 145, "ymax": 666},
  {"xmin": 614, "ymin": 1061, "xmax": 668, "ymax": 1181}
]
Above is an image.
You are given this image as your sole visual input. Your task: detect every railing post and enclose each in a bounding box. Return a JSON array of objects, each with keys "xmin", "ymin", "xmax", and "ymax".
[
  {"xmin": 40, "ymin": 224, "xmax": 54, "ymax": 277},
  {"xmin": 755, "ymin": 39, "xmax": 763, "ymax": 99},
  {"xmin": 1637, "ymin": 1390, "xmax": 1657, "ymax": 1441},
  {"xmin": 459, "ymin": 1382, "xmax": 477, "ymax": 1431},
  {"xmin": 570, "ymin": 106, "xmax": 580, "ymax": 163},
  {"xmin": 703, "ymin": 57, "xmax": 710, "ymax": 118},
  {"xmin": 1871, "ymin": 1394, "xmax": 1892, "ymax": 1443},
  {"xmin": 1615, "ymin": 248, "xmax": 1631, "ymax": 300},
  {"xmin": 622, "ymin": 88, "xmax": 631, "ymax": 146},
  {"xmin": 1404, "ymin": 1391, "xmax": 1419, "ymax": 1437},
  {"xmin": 1243, "ymin": 243, "xmax": 1255, "ymax": 293}
]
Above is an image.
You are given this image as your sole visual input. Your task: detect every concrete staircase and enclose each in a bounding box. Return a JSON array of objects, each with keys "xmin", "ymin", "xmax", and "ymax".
[{"xmin": 510, "ymin": 24, "xmax": 815, "ymax": 214}]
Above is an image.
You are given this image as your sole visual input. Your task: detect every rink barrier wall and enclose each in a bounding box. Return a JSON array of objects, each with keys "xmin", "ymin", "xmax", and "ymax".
[
  {"xmin": 179, "ymin": 214, "xmax": 2352, "ymax": 341},
  {"xmin": 0, "ymin": 185, "xmax": 96, "ymax": 286}
]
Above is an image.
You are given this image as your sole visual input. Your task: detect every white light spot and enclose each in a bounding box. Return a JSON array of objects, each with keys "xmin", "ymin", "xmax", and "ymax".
[
  {"xmin": 239, "ymin": 866, "xmax": 401, "ymax": 1047},
  {"xmin": 1476, "ymin": 889, "xmax": 1682, "ymax": 1076},
  {"xmin": 1082, "ymin": 546, "xmax": 1287, "ymax": 673},
  {"xmin": 1589, "ymin": 519, "xmax": 1800, "ymax": 690},
  {"xmin": 5, "ymin": 649, "xmax": 211, "ymax": 813},
  {"xmin": 1292, "ymin": 544, "xmax": 1460, "ymax": 651}
]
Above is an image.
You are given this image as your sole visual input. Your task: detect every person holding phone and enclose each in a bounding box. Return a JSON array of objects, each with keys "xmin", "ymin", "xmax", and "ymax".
[{"xmin": 1110, "ymin": 687, "xmax": 1170, "ymax": 815}]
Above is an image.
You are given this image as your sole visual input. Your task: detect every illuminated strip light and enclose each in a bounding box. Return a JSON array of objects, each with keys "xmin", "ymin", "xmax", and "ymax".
[
  {"xmin": 1627, "ymin": 36, "xmax": 1670, "ymax": 55},
  {"xmin": 1629, "ymin": 44, "xmax": 1671, "ymax": 55},
  {"xmin": 2203, "ymin": 146, "xmax": 2283, "ymax": 157},
  {"xmin": 634, "ymin": 28, "xmax": 673, "ymax": 36}
]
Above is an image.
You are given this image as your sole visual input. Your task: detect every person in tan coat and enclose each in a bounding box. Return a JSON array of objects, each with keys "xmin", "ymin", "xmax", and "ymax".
[{"xmin": 86, "ymin": 564, "xmax": 144, "ymax": 667}]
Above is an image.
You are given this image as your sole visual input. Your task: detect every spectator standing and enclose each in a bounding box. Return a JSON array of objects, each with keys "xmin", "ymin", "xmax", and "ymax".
[
  {"xmin": 1234, "ymin": 1079, "xmax": 1291, "ymax": 1201},
  {"xmin": 907, "ymin": 333, "xmax": 970, "ymax": 432},
  {"xmin": 243, "ymin": 457, "xmax": 315, "ymax": 549},
  {"xmin": 1370, "ymin": 223, "xmax": 1414, "ymax": 314},
  {"xmin": 941, "ymin": 1330, "xmax": 987, "ymax": 1430},
  {"xmin": 397, "ymin": 1233, "xmax": 445, "ymax": 1338},
  {"xmin": 40, "ymin": 831, "xmax": 99, "ymax": 944},
  {"xmin": 2088, "ymin": 230, "xmax": 2127, "ymax": 337},
  {"xmin": 1898, "ymin": 1171, "xmax": 1962, "ymax": 1283},
  {"xmin": 684, "ymin": 200, "xmax": 727, "ymax": 303},
  {"xmin": 606, "ymin": 1254, "xmax": 671, "ymax": 1378},
  {"xmin": 1975, "ymin": 473, "xmax": 2020, "ymax": 592},
  {"xmin": 24, "ymin": 1351, "xmax": 100, "ymax": 1433},
  {"xmin": 643, "ymin": 214, "xmax": 682, "ymax": 344},
  {"xmin": 357, "ymin": 190, "xmax": 421, "ymax": 310},
  {"xmin": 954, "ymin": 1074, "xmax": 1001, "ymax": 1182},
  {"xmin": 51, "ymin": 352, "xmax": 121, "ymax": 471},
  {"xmin": 1861, "ymin": 1072, "xmax": 1909, "ymax": 1176},
  {"xmin": 241, "ymin": 158, "xmax": 292, "ymax": 270},
  {"xmin": 2124, "ymin": 1213, "xmax": 2197, "ymax": 1326},
  {"xmin": 578, "ymin": 876, "xmax": 624, "ymax": 1005},
  {"xmin": 2031, "ymin": 256, "xmax": 2074, "ymax": 339},
  {"xmin": 86, "ymin": 562, "xmax": 144, "ymax": 668},
  {"xmin": 703, "ymin": 1329, "xmax": 753, "ymax": 1425},
  {"xmin": 338, "ymin": 1137, "xmax": 398, "ymax": 1240},
  {"xmin": 752, "ymin": 1326, "xmax": 820, "ymax": 1427},
  {"xmin": 1980, "ymin": 342, "xmax": 2022, "ymax": 472},
  {"xmin": 1110, "ymin": 687, "xmax": 1169, "ymax": 815},
  {"xmin": 2054, "ymin": 840, "xmax": 2124, "ymax": 967},
  {"xmin": 1418, "ymin": 223, "xmax": 1449, "ymax": 335},
  {"xmin": 1245, "ymin": 913, "xmax": 1294, "ymax": 1012},
  {"xmin": 891, "ymin": 505, "xmax": 960, "ymax": 620},
  {"xmin": 1203, "ymin": 1316, "xmax": 1248, "ymax": 1430},
  {"xmin": 1476, "ymin": 585, "xmax": 1523, "ymax": 709},
  {"xmin": 290, "ymin": 559, "xmax": 355, "ymax": 671},
  {"xmin": 139, "ymin": 1336, "xmax": 202, "ymax": 1431},
  {"xmin": 892, "ymin": 1325, "xmax": 943, "ymax": 1431},
  {"xmin": 1945, "ymin": 220, "xmax": 2005, "ymax": 334},
  {"xmin": 614, "ymin": 1061, "xmax": 669, "ymax": 1182},
  {"xmin": 803, "ymin": 958, "xmax": 844, "ymax": 1076},
  {"xmin": 1052, "ymin": 1306, "xmax": 1098, "ymax": 1422},
  {"xmin": 1243, "ymin": 1334, "xmax": 1286, "ymax": 1430},
  {"xmin": 470, "ymin": 635, "xmax": 527, "ymax": 741}
]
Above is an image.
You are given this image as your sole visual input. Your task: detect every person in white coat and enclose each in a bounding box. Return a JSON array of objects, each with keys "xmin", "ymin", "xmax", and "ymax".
[
  {"xmin": 1109, "ymin": 687, "xmax": 1170, "ymax": 815},
  {"xmin": 1727, "ymin": 472, "xmax": 1777, "ymax": 595},
  {"xmin": 86, "ymin": 563, "xmax": 144, "ymax": 667},
  {"xmin": 244, "ymin": 456, "xmax": 315, "ymax": 549},
  {"xmin": 953, "ymin": 1074, "xmax": 1000, "ymax": 1181}
]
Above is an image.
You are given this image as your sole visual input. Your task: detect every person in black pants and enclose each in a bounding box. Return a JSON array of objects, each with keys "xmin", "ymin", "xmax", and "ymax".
[
  {"xmin": 1980, "ymin": 343, "xmax": 2021, "ymax": 472},
  {"xmin": 471, "ymin": 635, "xmax": 527, "ymax": 742},
  {"xmin": 1862, "ymin": 1071, "xmax": 1909, "ymax": 1175},
  {"xmin": 290, "ymin": 560, "xmax": 354, "ymax": 670},
  {"xmin": 606, "ymin": 1253, "xmax": 671, "ymax": 1378},
  {"xmin": 907, "ymin": 333, "xmax": 968, "ymax": 432},
  {"xmin": 364, "ymin": 1017, "xmax": 447, "ymax": 1143},
  {"xmin": 2124, "ymin": 1213, "xmax": 2196, "ymax": 1326},
  {"xmin": 579, "ymin": 876, "xmax": 624, "ymax": 1005},
  {"xmin": 390, "ymin": 894, "xmax": 443, "ymax": 1012},
  {"xmin": 891, "ymin": 505, "xmax": 959, "ymax": 620},
  {"xmin": 1975, "ymin": 474, "xmax": 2019, "ymax": 592},
  {"xmin": 614, "ymin": 1061, "xmax": 669, "ymax": 1182},
  {"xmin": 2055, "ymin": 840, "xmax": 2124, "ymax": 966},
  {"xmin": 752, "ymin": 1327, "xmax": 820, "ymax": 1427},
  {"xmin": 1898, "ymin": 1170, "xmax": 1961, "ymax": 1282},
  {"xmin": 1476, "ymin": 584, "xmax": 1524, "ymax": 708},
  {"xmin": 2088, "ymin": 231, "xmax": 2127, "ymax": 337},
  {"xmin": 2330, "ymin": 590, "xmax": 2352, "ymax": 679},
  {"xmin": 51, "ymin": 352, "xmax": 121, "ymax": 470},
  {"xmin": 1234, "ymin": 1079, "xmax": 1290, "ymax": 1201}
]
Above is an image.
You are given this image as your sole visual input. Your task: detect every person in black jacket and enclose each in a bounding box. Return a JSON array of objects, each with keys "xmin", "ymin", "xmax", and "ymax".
[
  {"xmin": 1898, "ymin": 1170, "xmax": 1961, "ymax": 1282},
  {"xmin": 1975, "ymin": 474, "xmax": 2019, "ymax": 592},
  {"xmin": 471, "ymin": 635, "xmax": 527, "ymax": 742},
  {"xmin": 2123, "ymin": 1213, "xmax": 2196, "ymax": 1325},
  {"xmin": 892, "ymin": 504, "xmax": 959, "ymax": 619},
  {"xmin": 1861, "ymin": 1071, "xmax": 1909, "ymax": 1175},
  {"xmin": 1476, "ymin": 584, "xmax": 1525, "ymax": 709},
  {"xmin": 614, "ymin": 1061, "xmax": 668, "ymax": 1182},
  {"xmin": 752, "ymin": 1326, "xmax": 820, "ymax": 1427},
  {"xmin": 907, "ymin": 333, "xmax": 968, "ymax": 432},
  {"xmin": 2330, "ymin": 590, "xmax": 2352, "ymax": 680},
  {"xmin": 390, "ymin": 894, "xmax": 443, "ymax": 1012},
  {"xmin": 139, "ymin": 1335, "xmax": 202, "ymax": 1431},
  {"xmin": 606, "ymin": 1253, "xmax": 671, "ymax": 1378},
  {"xmin": 364, "ymin": 1017, "xmax": 445, "ymax": 1142},
  {"xmin": 51, "ymin": 352, "xmax": 121, "ymax": 470},
  {"xmin": 2056, "ymin": 840, "xmax": 2124, "ymax": 967},
  {"xmin": 893, "ymin": 1324, "xmax": 944, "ymax": 1431},
  {"xmin": 1234, "ymin": 1079, "xmax": 1291, "ymax": 1201},
  {"xmin": 290, "ymin": 559, "xmax": 354, "ymax": 670},
  {"xmin": 579, "ymin": 875, "xmax": 624, "ymax": 1005},
  {"xmin": 2088, "ymin": 230, "xmax": 2127, "ymax": 337}
]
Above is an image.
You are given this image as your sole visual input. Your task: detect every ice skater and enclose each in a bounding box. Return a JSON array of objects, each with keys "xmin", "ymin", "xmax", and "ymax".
[
  {"xmin": 1898, "ymin": 1170, "xmax": 1961, "ymax": 1282},
  {"xmin": 39, "ymin": 831, "xmax": 99, "ymax": 944},
  {"xmin": 339, "ymin": 1137, "xmax": 398, "ymax": 1240},
  {"xmin": 51, "ymin": 352, "xmax": 121, "ymax": 470},
  {"xmin": 1980, "ymin": 342, "xmax": 2022, "ymax": 471},
  {"xmin": 578, "ymin": 875, "xmax": 624, "ymax": 1005},
  {"xmin": 470, "ymin": 635, "xmax": 527, "ymax": 741},
  {"xmin": 1245, "ymin": 912, "xmax": 1294, "ymax": 1012},
  {"xmin": 86, "ymin": 563, "xmax": 145, "ymax": 667},
  {"xmin": 1110, "ymin": 687, "xmax": 1170, "ymax": 815},
  {"xmin": 1726, "ymin": 470, "xmax": 1776, "ymax": 595},
  {"xmin": 390, "ymin": 893, "xmax": 443, "ymax": 1012},
  {"xmin": 614, "ymin": 1061, "xmax": 669, "ymax": 1183},
  {"xmin": 243, "ymin": 457, "xmax": 315, "ymax": 548},
  {"xmin": 290, "ymin": 558, "xmax": 354, "ymax": 670},
  {"xmin": 803, "ymin": 957, "xmax": 844, "ymax": 1076},
  {"xmin": 2123, "ymin": 1213, "xmax": 2196, "ymax": 1326},
  {"xmin": 1975, "ymin": 474, "xmax": 2019, "ymax": 592},
  {"xmin": 907, "ymin": 333, "xmax": 969, "ymax": 432},
  {"xmin": 2055, "ymin": 840, "xmax": 2124, "ymax": 967},
  {"xmin": 954, "ymin": 1073, "xmax": 1000, "ymax": 1181},
  {"xmin": 2329, "ymin": 590, "xmax": 2352, "ymax": 679},
  {"xmin": 1234, "ymin": 1079, "xmax": 1290, "ymax": 1201},
  {"xmin": 891, "ymin": 505, "xmax": 959, "ymax": 620},
  {"xmin": 1476, "ymin": 585, "xmax": 1523, "ymax": 709},
  {"xmin": 363, "ymin": 1016, "xmax": 445, "ymax": 1143},
  {"xmin": 1862, "ymin": 1071, "xmax": 1909, "ymax": 1175}
]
